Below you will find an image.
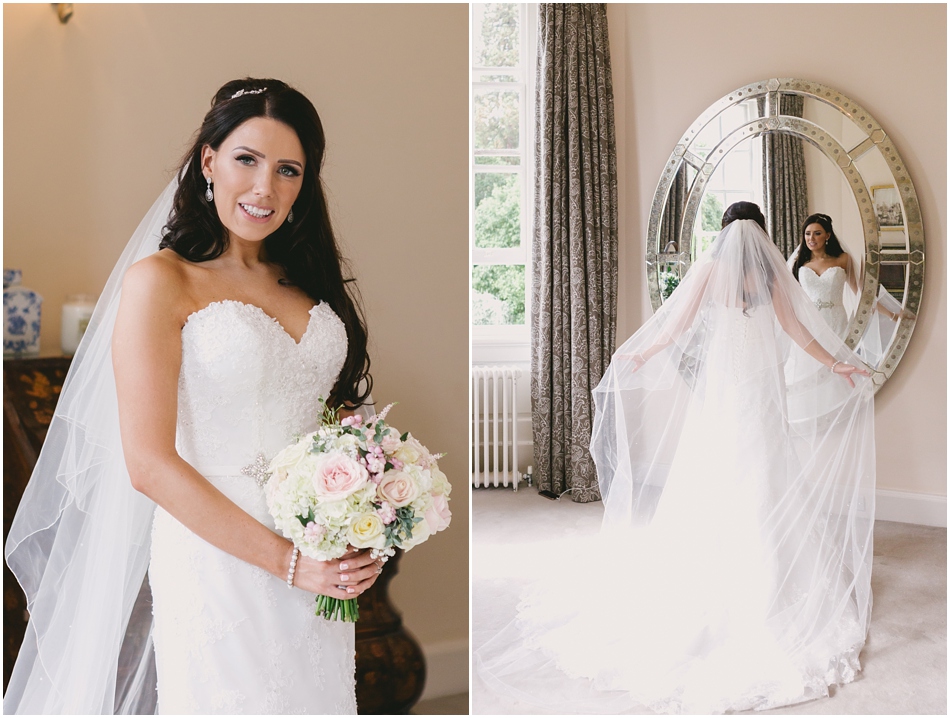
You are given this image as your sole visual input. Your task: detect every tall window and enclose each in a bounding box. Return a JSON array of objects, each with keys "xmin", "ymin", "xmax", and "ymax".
[
  {"xmin": 472, "ymin": 4, "xmax": 534, "ymax": 345},
  {"xmin": 691, "ymin": 101, "xmax": 763, "ymax": 260}
]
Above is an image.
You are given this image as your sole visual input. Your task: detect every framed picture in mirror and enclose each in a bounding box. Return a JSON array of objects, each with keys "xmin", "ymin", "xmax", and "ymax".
[{"xmin": 871, "ymin": 184, "xmax": 904, "ymax": 231}]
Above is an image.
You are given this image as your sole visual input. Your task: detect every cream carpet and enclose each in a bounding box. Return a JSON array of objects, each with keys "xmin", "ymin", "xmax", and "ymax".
[{"xmin": 472, "ymin": 486, "xmax": 947, "ymax": 715}]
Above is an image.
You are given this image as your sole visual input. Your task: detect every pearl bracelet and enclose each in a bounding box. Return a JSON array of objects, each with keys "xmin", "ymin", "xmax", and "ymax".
[
  {"xmin": 830, "ymin": 360, "xmax": 841, "ymax": 373},
  {"xmin": 286, "ymin": 546, "xmax": 299, "ymax": 589}
]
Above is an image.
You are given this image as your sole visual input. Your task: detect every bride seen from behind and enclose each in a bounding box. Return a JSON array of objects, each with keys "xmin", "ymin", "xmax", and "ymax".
[
  {"xmin": 6, "ymin": 78, "xmax": 382, "ymax": 714},
  {"xmin": 477, "ymin": 202, "xmax": 877, "ymax": 714}
]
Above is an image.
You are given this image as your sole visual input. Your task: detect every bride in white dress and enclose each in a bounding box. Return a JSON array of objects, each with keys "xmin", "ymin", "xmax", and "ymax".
[
  {"xmin": 477, "ymin": 203, "xmax": 876, "ymax": 714},
  {"xmin": 790, "ymin": 213, "xmax": 858, "ymax": 338},
  {"xmin": 788, "ymin": 213, "xmax": 908, "ymax": 369},
  {"xmin": 5, "ymin": 79, "xmax": 381, "ymax": 714}
]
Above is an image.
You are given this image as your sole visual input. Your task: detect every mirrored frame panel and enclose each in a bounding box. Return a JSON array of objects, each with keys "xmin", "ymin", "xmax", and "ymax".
[{"xmin": 646, "ymin": 78, "xmax": 924, "ymax": 390}]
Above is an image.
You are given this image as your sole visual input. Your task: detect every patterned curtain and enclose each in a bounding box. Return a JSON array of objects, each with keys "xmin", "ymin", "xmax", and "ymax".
[
  {"xmin": 762, "ymin": 94, "xmax": 808, "ymax": 258},
  {"xmin": 531, "ymin": 4, "xmax": 618, "ymax": 503},
  {"xmin": 660, "ymin": 165, "xmax": 689, "ymax": 252}
]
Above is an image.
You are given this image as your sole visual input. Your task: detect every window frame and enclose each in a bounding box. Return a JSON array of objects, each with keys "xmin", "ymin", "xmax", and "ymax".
[{"xmin": 471, "ymin": 3, "xmax": 537, "ymax": 356}]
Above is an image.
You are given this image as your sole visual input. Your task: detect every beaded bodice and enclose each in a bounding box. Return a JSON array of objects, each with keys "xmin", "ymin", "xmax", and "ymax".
[{"xmin": 175, "ymin": 300, "xmax": 347, "ymax": 475}]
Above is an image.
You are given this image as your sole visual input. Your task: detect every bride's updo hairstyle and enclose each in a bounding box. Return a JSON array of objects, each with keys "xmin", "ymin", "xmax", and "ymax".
[
  {"xmin": 720, "ymin": 200, "xmax": 767, "ymax": 231},
  {"xmin": 160, "ymin": 78, "xmax": 371, "ymax": 408},
  {"xmin": 791, "ymin": 212, "xmax": 844, "ymax": 280}
]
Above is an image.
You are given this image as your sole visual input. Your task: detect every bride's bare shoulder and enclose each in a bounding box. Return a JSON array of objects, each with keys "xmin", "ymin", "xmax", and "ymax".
[{"xmin": 121, "ymin": 250, "xmax": 195, "ymax": 320}]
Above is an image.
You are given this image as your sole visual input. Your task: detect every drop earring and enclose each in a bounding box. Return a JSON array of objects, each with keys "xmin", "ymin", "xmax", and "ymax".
[
  {"xmin": 205, "ymin": 176, "xmax": 214, "ymax": 203},
  {"xmin": 287, "ymin": 207, "xmax": 294, "ymax": 224}
]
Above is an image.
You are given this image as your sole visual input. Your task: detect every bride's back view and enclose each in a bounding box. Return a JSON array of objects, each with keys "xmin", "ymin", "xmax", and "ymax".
[{"xmin": 477, "ymin": 203, "xmax": 876, "ymax": 714}]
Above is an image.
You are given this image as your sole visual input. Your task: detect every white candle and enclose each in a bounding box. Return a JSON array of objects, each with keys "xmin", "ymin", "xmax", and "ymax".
[{"xmin": 61, "ymin": 294, "xmax": 97, "ymax": 355}]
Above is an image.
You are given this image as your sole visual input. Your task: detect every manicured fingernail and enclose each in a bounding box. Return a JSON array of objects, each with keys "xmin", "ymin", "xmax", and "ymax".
[
  {"xmin": 340, "ymin": 563, "xmax": 348, "ymax": 570},
  {"xmin": 347, "ymin": 587, "xmax": 355, "ymax": 594},
  {"xmin": 340, "ymin": 574, "xmax": 349, "ymax": 581}
]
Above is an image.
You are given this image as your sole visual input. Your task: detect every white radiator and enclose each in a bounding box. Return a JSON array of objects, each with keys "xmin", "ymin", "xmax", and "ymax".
[{"xmin": 471, "ymin": 366, "xmax": 522, "ymax": 490}]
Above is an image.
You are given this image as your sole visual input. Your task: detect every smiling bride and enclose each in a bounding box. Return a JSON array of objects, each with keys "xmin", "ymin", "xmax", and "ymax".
[{"xmin": 5, "ymin": 78, "xmax": 381, "ymax": 714}]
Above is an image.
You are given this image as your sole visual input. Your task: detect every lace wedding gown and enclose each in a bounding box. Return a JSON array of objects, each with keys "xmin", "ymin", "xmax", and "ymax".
[{"xmin": 149, "ymin": 299, "xmax": 357, "ymax": 714}]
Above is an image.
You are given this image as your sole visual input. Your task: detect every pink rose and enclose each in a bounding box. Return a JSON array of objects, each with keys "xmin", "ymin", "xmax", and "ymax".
[
  {"xmin": 312, "ymin": 453, "xmax": 369, "ymax": 500},
  {"xmin": 424, "ymin": 494, "xmax": 452, "ymax": 534},
  {"xmin": 377, "ymin": 470, "xmax": 419, "ymax": 508}
]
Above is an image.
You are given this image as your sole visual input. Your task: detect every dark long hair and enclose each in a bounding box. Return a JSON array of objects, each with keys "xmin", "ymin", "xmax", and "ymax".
[
  {"xmin": 791, "ymin": 213, "xmax": 844, "ymax": 281},
  {"xmin": 160, "ymin": 78, "xmax": 371, "ymax": 408}
]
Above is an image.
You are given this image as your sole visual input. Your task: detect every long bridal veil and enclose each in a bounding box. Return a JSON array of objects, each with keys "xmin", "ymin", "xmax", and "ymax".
[
  {"xmin": 4, "ymin": 180, "xmax": 178, "ymax": 714},
  {"xmin": 477, "ymin": 219, "xmax": 875, "ymax": 714}
]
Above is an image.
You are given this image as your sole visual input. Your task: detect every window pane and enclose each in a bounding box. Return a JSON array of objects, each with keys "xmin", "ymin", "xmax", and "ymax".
[
  {"xmin": 475, "ymin": 173, "xmax": 521, "ymax": 249},
  {"xmin": 472, "ymin": 264, "xmax": 525, "ymax": 325},
  {"xmin": 474, "ymin": 88, "xmax": 520, "ymax": 151},
  {"xmin": 474, "ymin": 3, "xmax": 520, "ymax": 69},
  {"xmin": 475, "ymin": 156, "xmax": 520, "ymax": 166},
  {"xmin": 478, "ymin": 74, "xmax": 517, "ymax": 83}
]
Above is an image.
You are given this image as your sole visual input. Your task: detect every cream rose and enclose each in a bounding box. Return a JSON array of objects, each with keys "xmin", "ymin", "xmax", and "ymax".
[
  {"xmin": 377, "ymin": 470, "xmax": 420, "ymax": 508},
  {"xmin": 312, "ymin": 453, "xmax": 369, "ymax": 500},
  {"xmin": 393, "ymin": 437, "xmax": 423, "ymax": 466},
  {"xmin": 346, "ymin": 512, "xmax": 386, "ymax": 549},
  {"xmin": 429, "ymin": 466, "xmax": 451, "ymax": 497},
  {"xmin": 401, "ymin": 513, "xmax": 432, "ymax": 550}
]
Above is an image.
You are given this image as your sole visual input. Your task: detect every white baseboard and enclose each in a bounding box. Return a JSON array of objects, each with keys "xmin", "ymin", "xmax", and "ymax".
[
  {"xmin": 420, "ymin": 638, "xmax": 469, "ymax": 701},
  {"xmin": 876, "ymin": 488, "xmax": 947, "ymax": 527}
]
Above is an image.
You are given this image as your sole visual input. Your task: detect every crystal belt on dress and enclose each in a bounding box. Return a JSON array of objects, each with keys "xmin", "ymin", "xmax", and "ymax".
[
  {"xmin": 815, "ymin": 299, "xmax": 835, "ymax": 310},
  {"xmin": 190, "ymin": 453, "xmax": 270, "ymax": 486}
]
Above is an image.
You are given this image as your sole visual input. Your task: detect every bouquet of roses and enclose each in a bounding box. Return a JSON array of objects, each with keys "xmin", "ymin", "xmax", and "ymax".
[{"xmin": 264, "ymin": 400, "xmax": 451, "ymax": 622}]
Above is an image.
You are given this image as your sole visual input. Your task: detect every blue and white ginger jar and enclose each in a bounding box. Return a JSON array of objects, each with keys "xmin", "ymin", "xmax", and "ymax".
[{"xmin": 4, "ymin": 269, "xmax": 43, "ymax": 357}]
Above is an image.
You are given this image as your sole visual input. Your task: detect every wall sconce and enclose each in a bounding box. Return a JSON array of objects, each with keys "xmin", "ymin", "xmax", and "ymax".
[{"xmin": 52, "ymin": 4, "xmax": 73, "ymax": 24}]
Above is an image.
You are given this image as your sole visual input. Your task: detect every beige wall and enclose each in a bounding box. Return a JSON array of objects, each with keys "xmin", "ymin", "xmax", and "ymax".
[
  {"xmin": 608, "ymin": 3, "xmax": 947, "ymax": 498},
  {"xmin": 3, "ymin": 1, "xmax": 469, "ymax": 669}
]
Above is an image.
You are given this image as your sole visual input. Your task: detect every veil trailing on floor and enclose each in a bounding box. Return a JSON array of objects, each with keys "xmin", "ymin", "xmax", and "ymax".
[
  {"xmin": 477, "ymin": 219, "xmax": 876, "ymax": 714},
  {"xmin": 4, "ymin": 180, "xmax": 179, "ymax": 714}
]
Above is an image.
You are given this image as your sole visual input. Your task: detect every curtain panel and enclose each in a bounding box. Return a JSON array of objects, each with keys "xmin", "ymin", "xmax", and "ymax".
[
  {"xmin": 531, "ymin": 3, "xmax": 618, "ymax": 502},
  {"xmin": 762, "ymin": 94, "xmax": 808, "ymax": 258}
]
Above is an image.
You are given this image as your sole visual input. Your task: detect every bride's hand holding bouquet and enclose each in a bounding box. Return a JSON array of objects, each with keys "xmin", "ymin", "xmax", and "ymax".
[{"xmin": 265, "ymin": 400, "xmax": 452, "ymax": 622}]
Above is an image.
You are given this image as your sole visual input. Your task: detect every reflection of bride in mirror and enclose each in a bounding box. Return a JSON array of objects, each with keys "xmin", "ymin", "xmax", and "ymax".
[
  {"xmin": 477, "ymin": 202, "xmax": 877, "ymax": 714},
  {"xmin": 790, "ymin": 213, "xmax": 859, "ymax": 337},
  {"xmin": 788, "ymin": 213, "xmax": 910, "ymax": 367}
]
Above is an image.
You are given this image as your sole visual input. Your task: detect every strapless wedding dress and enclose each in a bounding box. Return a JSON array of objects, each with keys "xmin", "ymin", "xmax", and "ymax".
[
  {"xmin": 799, "ymin": 266, "xmax": 848, "ymax": 337},
  {"xmin": 148, "ymin": 300, "xmax": 357, "ymax": 715},
  {"xmin": 786, "ymin": 267, "xmax": 853, "ymax": 419}
]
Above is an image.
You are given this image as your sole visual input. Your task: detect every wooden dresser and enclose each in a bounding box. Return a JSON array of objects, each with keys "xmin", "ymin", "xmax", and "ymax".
[{"xmin": 2, "ymin": 355, "xmax": 424, "ymax": 713}]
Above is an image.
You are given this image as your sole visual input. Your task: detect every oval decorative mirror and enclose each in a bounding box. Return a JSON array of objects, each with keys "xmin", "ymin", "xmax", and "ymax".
[{"xmin": 646, "ymin": 78, "xmax": 924, "ymax": 391}]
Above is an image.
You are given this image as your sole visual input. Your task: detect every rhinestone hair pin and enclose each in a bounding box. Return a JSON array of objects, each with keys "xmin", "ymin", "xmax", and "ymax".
[{"xmin": 230, "ymin": 87, "xmax": 267, "ymax": 100}]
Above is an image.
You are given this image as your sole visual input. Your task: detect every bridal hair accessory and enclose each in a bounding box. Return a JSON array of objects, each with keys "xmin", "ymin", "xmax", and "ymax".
[
  {"xmin": 230, "ymin": 87, "xmax": 267, "ymax": 100},
  {"xmin": 286, "ymin": 546, "xmax": 299, "ymax": 588},
  {"xmin": 205, "ymin": 176, "xmax": 214, "ymax": 203},
  {"xmin": 287, "ymin": 207, "xmax": 294, "ymax": 224}
]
